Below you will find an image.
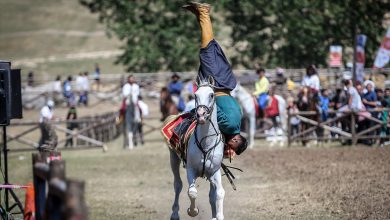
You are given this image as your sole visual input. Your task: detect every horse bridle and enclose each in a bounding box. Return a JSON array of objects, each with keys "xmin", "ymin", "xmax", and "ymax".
[{"xmin": 193, "ymin": 85, "xmax": 222, "ymax": 178}]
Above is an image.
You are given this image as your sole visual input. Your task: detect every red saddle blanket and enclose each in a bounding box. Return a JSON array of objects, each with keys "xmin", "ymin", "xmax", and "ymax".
[{"xmin": 161, "ymin": 113, "xmax": 196, "ymax": 160}]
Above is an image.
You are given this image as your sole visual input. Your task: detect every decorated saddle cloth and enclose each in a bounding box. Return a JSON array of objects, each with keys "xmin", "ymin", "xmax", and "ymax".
[{"xmin": 161, "ymin": 112, "xmax": 196, "ymax": 161}]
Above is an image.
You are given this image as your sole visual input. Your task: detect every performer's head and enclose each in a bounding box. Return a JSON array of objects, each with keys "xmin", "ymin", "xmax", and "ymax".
[
  {"xmin": 256, "ymin": 68, "xmax": 265, "ymax": 78},
  {"xmin": 226, "ymin": 134, "xmax": 248, "ymax": 156},
  {"xmin": 171, "ymin": 73, "xmax": 180, "ymax": 82},
  {"xmin": 128, "ymin": 75, "xmax": 135, "ymax": 84}
]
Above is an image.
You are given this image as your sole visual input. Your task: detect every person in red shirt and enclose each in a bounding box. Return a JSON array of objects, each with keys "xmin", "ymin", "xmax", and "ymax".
[{"xmin": 265, "ymin": 88, "xmax": 279, "ymax": 129}]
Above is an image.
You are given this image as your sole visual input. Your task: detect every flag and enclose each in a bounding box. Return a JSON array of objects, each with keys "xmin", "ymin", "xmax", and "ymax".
[
  {"xmin": 329, "ymin": 45, "xmax": 343, "ymax": 67},
  {"xmin": 356, "ymin": 35, "xmax": 367, "ymax": 82},
  {"xmin": 373, "ymin": 28, "xmax": 390, "ymax": 69}
]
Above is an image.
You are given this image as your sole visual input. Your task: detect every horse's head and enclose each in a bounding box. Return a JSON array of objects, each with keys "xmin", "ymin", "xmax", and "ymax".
[{"xmin": 194, "ymin": 76, "xmax": 215, "ymax": 125}]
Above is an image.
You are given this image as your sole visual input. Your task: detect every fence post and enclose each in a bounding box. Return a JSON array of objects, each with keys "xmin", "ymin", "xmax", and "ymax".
[
  {"xmin": 65, "ymin": 180, "xmax": 88, "ymax": 220},
  {"xmin": 45, "ymin": 160, "xmax": 66, "ymax": 220},
  {"xmin": 351, "ymin": 111, "xmax": 357, "ymax": 145},
  {"xmin": 32, "ymin": 153, "xmax": 47, "ymax": 220},
  {"xmin": 287, "ymin": 109, "xmax": 291, "ymax": 147}
]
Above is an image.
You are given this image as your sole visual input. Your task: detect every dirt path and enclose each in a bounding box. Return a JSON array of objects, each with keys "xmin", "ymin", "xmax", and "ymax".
[{"xmin": 55, "ymin": 132, "xmax": 390, "ymax": 220}]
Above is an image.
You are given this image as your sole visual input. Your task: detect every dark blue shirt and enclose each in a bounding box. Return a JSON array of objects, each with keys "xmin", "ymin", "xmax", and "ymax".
[
  {"xmin": 168, "ymin": 81, "xmax": 183, "ymax": 96},
  {"xmin": 363, "ymin": 91, "xmax": 377, "ymax": 109}
]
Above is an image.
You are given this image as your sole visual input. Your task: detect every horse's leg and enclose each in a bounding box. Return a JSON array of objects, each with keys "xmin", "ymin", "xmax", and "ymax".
[
  {"xmin": 132, "ymin": 122, "xmax": 138, "ymax": 147},
  {"xmin": 128, "ymin": 131, "xmax": 133, "ymax": 149},
  {"xmin": 169, "ymin": 149, "xmax": 182, "ymax": 220},
  {"xmin": 186, "ymin": 170, "xmax": 199, "ymax": 217},
  {"xmin": 209, "ymin": 169, "xmax": 225, "ymax": 220},
  {"xmin": 123, "ymin": 120, "xmax": 128, "ymax": 149},
  {"xmin": 249, "ymin": 112, "xmax": 256, "ymax": 149}
]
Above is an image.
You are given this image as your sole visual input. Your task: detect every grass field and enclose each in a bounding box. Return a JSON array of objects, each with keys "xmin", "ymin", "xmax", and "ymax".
[{"xmin": 0, "ymin": 0, "xmax": 125, "ymax": 78}]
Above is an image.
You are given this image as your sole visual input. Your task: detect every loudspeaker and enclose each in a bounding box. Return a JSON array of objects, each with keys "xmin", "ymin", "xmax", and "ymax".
[{"xmin": 0, "ymin": 60, "xmax": 23, "ymax": 126}]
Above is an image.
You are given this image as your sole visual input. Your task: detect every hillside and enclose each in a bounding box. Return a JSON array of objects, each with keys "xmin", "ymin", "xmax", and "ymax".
[{"xmin": 0, "ymin": 0, "xmax": 125, "ymax": 80}]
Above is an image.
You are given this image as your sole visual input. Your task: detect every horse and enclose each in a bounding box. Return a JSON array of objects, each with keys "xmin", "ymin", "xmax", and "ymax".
[
  {"xmin": 169, "ymin": 77, "xmax": 225, "ymax": 220},
  {"xmin": 231, "ymin": 83, "xmax": 288, "ymax": 148},
  {"xmin": 296, "ymin": 86, "xmax": 321, "ymax": 146},
  {"xmin": 160, "ymin": 87, "xmax": 179, "ymax": 122},
  {"xmin": 122, "ymin": 96, "xmax": 142, "ymax": 149},
  {"xmin": 231, "ymin": 83, "xmax": 256, "ymax": 148}
]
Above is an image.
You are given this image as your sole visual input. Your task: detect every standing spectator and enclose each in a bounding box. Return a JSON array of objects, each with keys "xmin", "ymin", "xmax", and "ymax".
[
  {"xmin": 273, "ymin": 67, "xmax": 287, "ymax": 97},
  {"xmin": 383, "ymin": 88, "xmax": 390, "ymax": 107},
  {"xmin": 65, "ymin": 106, "xmax": 78, "ymax": 148},
  {"xmin": 287, "ymin": 97, "xmax": 300, "ymax": 136},
  {"xmin": 122, "ymin": 74, "xmax": 140, "ymax": 149},
  {"xmin": 319, "ymin": 89, "xmax": 330, "ymax": 122},
  {"xmin": 302, "ymin": 65, "xmax": 320, "ymax": 93},
  {"xmin": 253, "ymin": 68, "xmax": 270, "ymax": 112},
  {"xmin": 168, "ymin": 73, "xmax": 185, "ymax": 112},
  {"xmin": 265, "ymin": 88, "xmax": 279, "ymax": 130},
  {"xmin": 75, "ymin": 73, "xmax": 85, "ymax": 105},
  {"xmin": 184, "ymin": 94, "xmax": 196, "ymax": 112},
  {"xmin": 38, "ymin": 100, "xmax": 58, "ymax": 150},
  {"xmin": 134, "ymin": 95, "xmax": 149, "ymax": 146},
  {"xmin": 63, "ymin": 76, "xmax": 75, "ymax": 107},
  {"xmin": 82, "ymin": 72, "xmax": 90, "ymax": 106},
  {"xmin": 94, "ymin": 63, "xmax": 101, "ymax": 91},
  {"xmin": 27, "ymin": 71, "xmax": 34, "ymax": 87},
  {"xmin": 52, "ymin": 76, "xmax": 62, "ymax": 105},
  {"xmin": 362, "ymin": 82, "xmax": 377, "ymax": 110}
]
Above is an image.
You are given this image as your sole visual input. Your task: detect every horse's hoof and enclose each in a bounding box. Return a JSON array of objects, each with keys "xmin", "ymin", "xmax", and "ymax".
[
  {"xmin": 187, "ymin": 207, "xmax": 199, "ymax": 217},
  {"xmin": 170, "ymin": 213, "xmax": 180, "ymax": 220}
]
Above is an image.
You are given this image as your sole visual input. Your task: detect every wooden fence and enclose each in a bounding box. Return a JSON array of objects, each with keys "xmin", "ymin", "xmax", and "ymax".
[
  {"xmin": 4, "ymin": 112, "xmax": 123, "ymax": 152},
  {"xmin": 287, "ymin": 108, "xmax": 390, "ymax": 146},
  {"xmin": 32, "ymin": 151, "xmax": 88, "ymax": 220}
]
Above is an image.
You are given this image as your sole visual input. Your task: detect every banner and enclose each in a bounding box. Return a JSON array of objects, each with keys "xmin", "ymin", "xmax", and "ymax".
[
  {"xmin": 373, "ymin": 28, "xmax": 390, "ymax": 69},
  {"xmin": 329, "ymin": 45, "xmax": 343, "ymax": 67},
  {"xmin": 356, "ymin": 34, "xmax": 367, "ymax": 82}
]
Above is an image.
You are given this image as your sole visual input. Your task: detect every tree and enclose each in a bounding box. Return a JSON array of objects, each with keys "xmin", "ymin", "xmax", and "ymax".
[
  {"xmin": 222, "ymin": 0, "xmax": 389, "ymax": 68},
  {"xmin": 81, "ymin": 0, "xmax": 389, "ymax": 71},
  {"xmin": 80, "ymin": 0, "xmax": 207, "ymax": 72}
]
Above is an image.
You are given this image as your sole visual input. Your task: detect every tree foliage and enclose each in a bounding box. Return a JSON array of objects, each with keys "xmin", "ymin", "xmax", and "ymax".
[{"xmin": 80, "ymin": 0, "xmax": 389, "ymax": 71}]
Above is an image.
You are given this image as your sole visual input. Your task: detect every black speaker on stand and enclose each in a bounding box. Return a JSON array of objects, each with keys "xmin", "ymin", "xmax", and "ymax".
[{"xmin": 0, "ymin": 60, "xmax": 24, "ymax": 218}]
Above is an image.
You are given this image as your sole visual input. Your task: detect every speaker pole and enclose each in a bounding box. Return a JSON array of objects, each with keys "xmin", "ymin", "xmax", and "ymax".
[{"xmin": 2, "ymin": 125, "xmax": 9, "ymax": 211}]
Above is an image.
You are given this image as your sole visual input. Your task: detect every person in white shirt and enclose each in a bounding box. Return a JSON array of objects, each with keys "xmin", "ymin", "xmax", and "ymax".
[
  {"xmin": 121, "ymin": 75, "xmax": 140, "ymax": 149},
  {"xmin": 302, "ymin": 65, "xmax": 320, "ymax": 92},
  {"xmin": 122, "ymin": 75, "xmax": 140, "ymax": 105},
  {"xmin": 38, "ymin": 100, "xmax": 58, "ymax": 149}
]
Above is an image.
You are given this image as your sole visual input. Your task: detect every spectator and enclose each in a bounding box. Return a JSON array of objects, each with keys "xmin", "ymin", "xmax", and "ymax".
[
  {"xmin": 253, "ymin": 68, "xmax": 270, "ymax": 111},
  {"xmin": 376, "ymin": 88, "xmax": 384, "ymax": 107},
  {"xmin": 94, "ymin": 63, "xmax": 101, "ymax": 91},
  {"xmin": 330, "ymin": 88, "xmax": 348, "ymax": 111},
  {"xmin": 168, "ymin": 73, "xmax": 185, "ymax": 112},
  {"xmin": 63, "ymin": 76, "xmax": 74, "ymax": 107},
  {"xmin": 65, "ymin": 106, "xmax": 78, "ymax": 148},
  {"xmin": 273, "ymin": 67, "xmax": 287, "ymax": 96},
  {"xmin": 343, "ymin": 79, "xmax": 364, "ymax": 111},
  {"xmin": 134, "ymin": 95, "xmax": 149, "ymax": 146},
  {"xmin": 184, "ymin": 94, "xmax": 196, "ymax": 112},
  {"xmin": 319, "ymin": 89, "xmax": 330, "ymax": 122},
  {"xmin": 38, "ymin": 100, "xmax": 58, "ymax": 150},
  {"xmin": 82, "ymin": 72, "xmax": 90, "ymax": 106},
  {"xmin": 287, "ymin": 97, "xmax": 300, "ymax": 136},
  {"xmin": 53, "ymin": 76, "xmax": 62, "ymax": 105},
  {"xmin": 362, "ymin": 82, "xmax": 377, "ymax": 110},
  {"xmin": 265, "ymin": 88, "xmax": 279, "ymax": 129},
  {"xmin": 27, "ymin": 71, "xmax": 34, "ymax": 87},
  {"xmin": 302, "ymin": 65, "xmax": 320, "ymax": 93},
  {"xmin": 384, "ymin": 88, "xmax": 390, "ymax": 107}
]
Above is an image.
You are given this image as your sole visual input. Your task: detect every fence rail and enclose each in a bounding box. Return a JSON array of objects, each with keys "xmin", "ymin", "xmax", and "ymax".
[{"xmin": 287, "ymin": 108, "xmax": 390, "ymax": 146}]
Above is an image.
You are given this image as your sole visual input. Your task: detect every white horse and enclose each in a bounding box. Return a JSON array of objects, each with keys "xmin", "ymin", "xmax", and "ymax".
[
  {"xmin": 169, "ymin": 77, "xmax": 225, "ymax": 220},
  {"xmin": 123, "ymin": 97, "xmax": 142, "ymax": 149},
  {"xmin": 231, "ymin": 83, "xmax": 256, "ymax": 148},
  {"xmin": 231, "ymin": 83, "xmax": 288, "ymax": 147}
]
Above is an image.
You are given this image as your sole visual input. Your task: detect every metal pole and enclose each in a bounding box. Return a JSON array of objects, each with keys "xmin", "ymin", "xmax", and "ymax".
[{"xmin": 3, "ymin": 125, "xmax": 9, "ymax": 212}]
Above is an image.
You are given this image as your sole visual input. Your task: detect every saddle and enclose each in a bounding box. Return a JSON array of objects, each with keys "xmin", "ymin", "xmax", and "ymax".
[{"xmin": 161, "ymin": 112, "xmax": 196, "ymax": 161}]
